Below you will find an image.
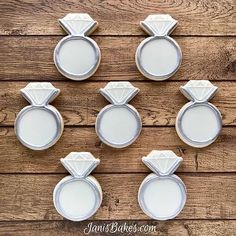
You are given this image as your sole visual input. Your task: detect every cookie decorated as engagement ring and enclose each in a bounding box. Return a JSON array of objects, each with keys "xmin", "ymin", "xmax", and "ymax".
[
  {"xmin": 54, "ymin": 13, "xmax": 101, "ymax": 81},
  {"xmin": 136, "ymin": 14, "xmax": 182, "ymax": 81},
  {"xmin": 15, "ymin": 83, "xmax": 63, "ymax": 150},
  {"xmin": 176, "ymin": 80, "xmax": 222, "ymax": 148},
  {"xmin": 138, "ymin": 150, "xmax": 186, "ymax": 220},
  {"xmin": 53, "ymin": 152, "xmax": 102, "ymax": 221},
  {"xmin": 95, "ymin": 82, "xmax": 142, "ymax": 148}
]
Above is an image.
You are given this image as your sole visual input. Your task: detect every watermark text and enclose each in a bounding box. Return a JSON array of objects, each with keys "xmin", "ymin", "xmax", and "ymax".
[{"xmin": 84, "ymin": 221, "xmax": 157, "ymax": 235}]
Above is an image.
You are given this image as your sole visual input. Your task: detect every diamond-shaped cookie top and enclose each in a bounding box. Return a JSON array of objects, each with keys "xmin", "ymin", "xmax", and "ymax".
[
  {"xmin": 180, "ymin": 80, "xmax": 218, "ymax": 102},
  {"xmin": 141, "ymin": 14, "xmax": 177, "ymax": 36},
  {"xmin": 142, "ymin": 150, "xmax": 182, "ymax": 175},
  {"xmin": 100, "ymin": 82, "xmax": 139, "ymax": 104},
  {"xmin": 59, "ymin": 13, "xmax": 97, "ymax": 35},
  {"xmin": 61, "ymin": 152, "xmax": 100, "ymax": 177},
  {"xmin": 21, "ymin": 82, "xmax": 60, "ymax": 105}
]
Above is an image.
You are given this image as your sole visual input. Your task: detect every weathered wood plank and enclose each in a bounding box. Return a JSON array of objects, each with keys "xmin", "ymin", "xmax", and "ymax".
[
  {"xmin": 0, "ymin": 220, "xmax": 235, "ymax": 236},
  {"xmin": 0, "ymin": 81, "xmax": 235, "ymax": 126},
  {"xmin": 0, "ymin": 127, "xmax": 235, "ymax": 173},
  {"xmin": 0, "ymin": 174, "xmax": 235, "ymax": 220},
  {"xmin": 0, "ymin": 0, "xmax": 235, "ymax": 232},
  {"xmin": 0, "ymin": 36, "xmax": 235, "ymax": 81},
  {"xmin": 0, "ymin": 0, "xmax": 235, "ymax": 35}
]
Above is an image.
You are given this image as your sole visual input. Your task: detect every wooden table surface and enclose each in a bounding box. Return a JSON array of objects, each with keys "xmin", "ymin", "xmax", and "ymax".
[{"xmin": 0, "ymin": 0, "xmax": 235, "ymax": 235}]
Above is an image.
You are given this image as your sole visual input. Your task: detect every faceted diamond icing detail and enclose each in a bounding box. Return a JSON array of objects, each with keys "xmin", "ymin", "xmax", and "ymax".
[
  {"xmin": 61, "ymin": 152, "xmax": 100, "ymax": 177},
  {"xmin": 141, "ymin": 14, "xmax": 177, "ymax": 36},
  {"xmin": 142, "ymin": 150, "xmax": 182, "ymax": 175},
  {"xmin": 100, "ymin": 82, "xmax": 139, "ymax": 104},
  {"xmin": 63, "ymin": 13, "xmax": 94, "ymax": 22},
  {"xmin": 180, "ymin": 80, "xmax": 218, "ymax": 102},
  {"xmin": 21, "ymin": 82, "xmax": 60, "ymax": 105},
  {"xmin": 59, "ymin": 13, "xmax": 97, "ymax": 35}
]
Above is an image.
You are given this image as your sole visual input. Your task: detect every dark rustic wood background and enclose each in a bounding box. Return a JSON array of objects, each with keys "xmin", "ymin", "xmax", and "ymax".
[{"xmin": 0, "ymin": 0, "xmax": 235, "ymax": 235}]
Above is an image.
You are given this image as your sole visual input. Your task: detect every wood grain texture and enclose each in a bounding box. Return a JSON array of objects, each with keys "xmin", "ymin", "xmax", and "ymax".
[
  {"xmin": 0, "ymin": 174, "xmax": 235, "ymax": 220},
  {"xmin": 0, "ymin": 81, "xmax": 235, "ymax": 126},
  {"xmin": 0, "ymin": 220, "xmax": 235, "ymax": 236},
  {"xmin": 0, "ymin": 127, "xmax": 235, "ymax": 173},
  {"xmin": 0, "ymin": 0, "xmax": 235, "ymax": 234},
  {"xmin": 0, "ymin": 0, "xmax": 235, "ymax": 35},
  {"xmin": 0, "ymin": 36, "xmax": 235, "ymax": 81}
]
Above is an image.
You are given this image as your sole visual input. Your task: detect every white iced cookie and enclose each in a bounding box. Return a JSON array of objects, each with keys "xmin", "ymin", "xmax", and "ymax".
[
  {"xmin": 15, "ymin": 83, "xmax": 64, "ymax": 150},
  {"xmin": 136, "ymin": 14, "xmax": 182, "ymax": 81},
  {"xmin": 54, "ymin": 13, "xmax": 101, "ymax": 81},
  {"xmin": 95, "ymin": 82, "xmax": 142, "ymax": 148},
  {"xmin": 138, "ymin": 150, "xmax": 186, "ymax": 220},
  {"xmin": 176, "ymin": 80, "xmax": 222, "ymax": 148},
  {"xmin": 53, "ymin": 152, "xmax": 102, "ymax": 221}
]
